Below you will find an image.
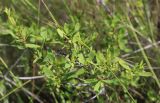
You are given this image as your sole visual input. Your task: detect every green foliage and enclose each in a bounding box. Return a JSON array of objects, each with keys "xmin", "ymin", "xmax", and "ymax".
[{"xmin": 0, "ymin": 0, "xmax": 160, "ymax": 103}]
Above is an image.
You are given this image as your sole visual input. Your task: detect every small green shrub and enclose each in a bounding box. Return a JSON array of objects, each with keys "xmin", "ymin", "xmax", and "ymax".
[{"xmin": 0, "ymin": 0, "xmax": 160, "ymax": 103}]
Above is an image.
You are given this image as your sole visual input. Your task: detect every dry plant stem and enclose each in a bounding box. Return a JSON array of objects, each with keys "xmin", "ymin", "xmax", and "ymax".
[
  {"xmin": 143, "ymin": 0, "xmax": 156, "ymax": 46},
  {"xmin": 0, "ymin": 75, "xmax": 44, "ymax": 103},
  {"xmin": 0, "ymin": 44, "xmax": 11, "ymax": 47},
  {"xmin": 125, "ymin": 2, "xmax": 160, "ymax": 89},
  {"xmin": 121, "ymin": 41, "xmax": 160, "ymax": 58},
  {"xmin": 84, "ymin": 95, "xmax": 97, "ymax": 103},
  {"xmin": 31, "ymin": 63, "xmax": 38, "ymax": 99},
  {"xmin": 0, "ymin": 80, "xmax": 31, "ymax": 101},
  {"xmin": 41, "ymin": 0, "xmax": 60, "ymax": 27},
  {"xmin": 37, "ymin": 0, "xmax": 41, "ymax": 27},
  {"xmin": 129, "ymin": 88, "xmax": 144, "ymax": 99},
  {"xmin": 18, "ymin": 76, "xmax": 45, "ymax": 80},
  {"xmin": 84, "ymin": 87, "xmax": 106, "ymax": 103},
  {"xmin": 4, "ymin": 49, "xmax": 27, "ymax": 77},
  {"xmin": 127, "ymin": 25, "xmax": 160, "ymax": 88}
]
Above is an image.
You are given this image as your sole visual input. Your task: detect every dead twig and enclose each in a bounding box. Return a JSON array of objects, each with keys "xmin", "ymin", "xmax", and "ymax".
[
  {"xmin": 121, "ymin": 41, "xmax": 160, "ymax": 58},
  {"xmin": 18, "ymin": 75, "xmax": 45, "ymax": 80},
  {"xmin": 5, "ymin": 49, "xmax": 27, "ymax": 76},
  {"xmin": 0, "ymin": 75, "xmax": 44, "ymax": 103}
]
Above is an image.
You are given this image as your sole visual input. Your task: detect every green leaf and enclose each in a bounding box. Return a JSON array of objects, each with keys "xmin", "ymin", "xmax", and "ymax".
[
  {"xmin": 64, "ymin": 68, "xmax": 85, "ymax": 80},
  {"xmin": 75, "ymin": 23, "xmax": 80, "ymax": 31},
  {"xmin": 72, "ymin": 32, "xmax": 81, "ymax": 43},
  {"xmin": 94, "ymin": 81, "xmax": 102, "ymax": 92},
  {"xmin": 64, "ymin": 23, "xmax": 69, "ymax": 33},
  {"xmin": 0, "ymin": 29, "xmax": 17, "ymax": 39},
  {"xmin": 84, "ymin": 79, "xmax": 98, "ymax": 84},
  {"xmin": 40, "ymin": 27, "xmax": 48, "ymax": 39},
  {"xmin": 25, "ymin": 43, "xmax": 41, "ymax": 49},
  {"xmin": 42, "ymin": 65, "xmax": 53, "ymax": 77},
  {"xmin": 57, "ymin": 28, "xmax": 65, "ymax": 38},
  {"xmin": 75, "ymin": 68, "xmax": 85, "ymax": 76},
  {"xmin": 96, "ymin": 51, "xmax": 106, "ymax": 64},
  {"xmin": 102, "ymin": 79, "xmax": 119, "ymax": 85},
  {"xmin": 116, "ymin": 57, "xmax": 130, "ymax": 70},
  {"xmin": 78, "ymin": 53, "xmax": 85, "ymax": 64},
  {"xmin": 0, "ymin": 57, "xmax": 8, "ymax": 69},
  {"xmin": 65, "ymin": 63, "xmax": 71, "ymax": 68},
  {"xmin": 139, "ymin": 72, "xmax": 152, "ymax": 77},
  {"xmin": 0, "ymin": 81, "xmax": 5, "ymax": 96}
]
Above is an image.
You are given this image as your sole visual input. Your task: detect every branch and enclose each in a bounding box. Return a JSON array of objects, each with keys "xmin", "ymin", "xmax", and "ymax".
[
  {"xmin": 5, "ymin": 49, "xmax": 27, "ymax": 76},
  {"xmin": 0, "ymin": 75, "xmax": 44, "ymax": 103},
  {"xmin": 121, "ymin": 41, "xmax": 160, "ymax": 58},
  {"xmin": 18, "ymin": 75, "xmax": 45, "ymax": 80}
]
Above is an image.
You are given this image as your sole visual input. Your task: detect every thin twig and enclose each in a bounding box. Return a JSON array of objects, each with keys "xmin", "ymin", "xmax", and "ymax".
[
  {"xmin": 41, "ymin": 0, "xmax": 60, "ymax": 27},
  {"xmin": 129, "ymin": 88, "xmax": 144, "ymax": 100},
  {"xmin": 18, "ymin": 75, "xmax": 45, "ymax": 80},
  {"xmin": 0, "ymin": 75, "xmax": 44, "ymax": 103},
  {"xmin": 121, "ymin": 41, "xmax": 160, "ymax": 58},
  {"xmin": 0, "ymin": 44, "xmax": 11, "ymax": 47},
  {"xmin": 5, "ymin": 49, "xmax": 27, "ymax": 76},
  {"xmin": 0, "ymin": 80, "xmax": 31, "ymax": 101},
  {"xmin": 84, "ymin": 87, "xmax": 106, "ymax": 103}
]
